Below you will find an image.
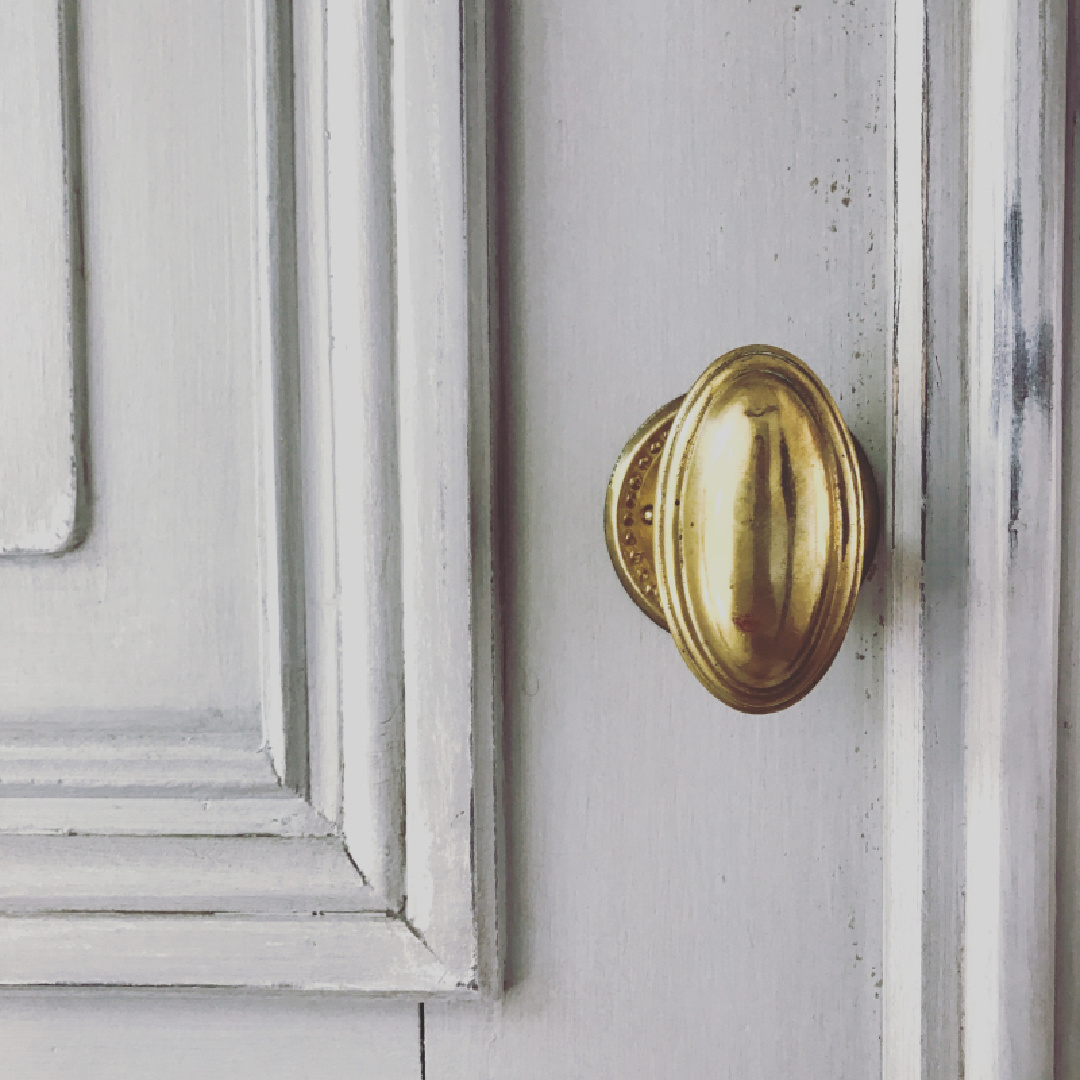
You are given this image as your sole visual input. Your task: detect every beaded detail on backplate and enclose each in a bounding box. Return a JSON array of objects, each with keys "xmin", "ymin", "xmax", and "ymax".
[{"xmin": 614, "ymin": 418, "xmax": 673, "ymax": 624}]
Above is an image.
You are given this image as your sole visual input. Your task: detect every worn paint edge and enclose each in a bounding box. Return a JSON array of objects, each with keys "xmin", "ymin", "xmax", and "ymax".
[
  {"xmin": 963, "ymin": 0, "xmax": 1065, "ymax": 1076},
  {"xmin": 249, "ymin": 0, "xmax": 310, "ymax": 791},
  {"xmin": 883, "ymin": 0, "xmax": 927, "ymax": 1077}
]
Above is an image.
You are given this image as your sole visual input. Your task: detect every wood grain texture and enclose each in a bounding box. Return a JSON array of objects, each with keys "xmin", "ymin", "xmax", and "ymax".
[
  {"xmin": 0, "ymin": 0, "xmax": 82, "ymax": 553},
  {"xmin": 428, "ymin": 0, "xmax": 890, "ymax": 1073}
]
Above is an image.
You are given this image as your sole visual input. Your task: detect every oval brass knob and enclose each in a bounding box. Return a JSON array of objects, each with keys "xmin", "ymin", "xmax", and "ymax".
[{"xmin": 605, "ymin": 344, "xmax": 879, "ymax": 713}]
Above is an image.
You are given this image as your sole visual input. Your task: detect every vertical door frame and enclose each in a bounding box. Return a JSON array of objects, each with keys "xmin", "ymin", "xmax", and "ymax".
[{"xmin": 885, "ymin": 0, "xmax": 1067, "ymax": 1075}]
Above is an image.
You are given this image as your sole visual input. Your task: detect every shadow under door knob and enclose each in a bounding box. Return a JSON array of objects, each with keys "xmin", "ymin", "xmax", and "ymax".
[{"xmin": 604, "ymin": 344, "xmax": 879, "ymax": 714}]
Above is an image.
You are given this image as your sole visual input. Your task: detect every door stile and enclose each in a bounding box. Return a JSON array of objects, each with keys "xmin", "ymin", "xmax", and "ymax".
[
  {"xmin": 886, "ymin": 0, "xmax": 1067, "ymax": 1077},
  {"xmin": 884, "ymin": 0, "xmax": 930, "ymax": 1073},
  {"xmin": 965, "ymin": 0, "xmax": 1065, "ymax": 1077},
  {"xmin": 887, "ymin": 0, "xmax": 973, "ymax": 1076},
  {"xmin": 1056, "ymin": 3, "xmax": 1080, "ymax": 1074}
]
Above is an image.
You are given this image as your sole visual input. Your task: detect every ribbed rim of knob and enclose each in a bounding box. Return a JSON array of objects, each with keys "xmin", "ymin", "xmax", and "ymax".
[{"xmin": 603, "ymin": 396, "xmax": 684, "ymax": 629}]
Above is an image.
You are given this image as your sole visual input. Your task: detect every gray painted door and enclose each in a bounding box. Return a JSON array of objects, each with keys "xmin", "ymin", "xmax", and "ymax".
[{"xmin": 4, "ymin": 1, "xmax": 889, "ymax": 1076}]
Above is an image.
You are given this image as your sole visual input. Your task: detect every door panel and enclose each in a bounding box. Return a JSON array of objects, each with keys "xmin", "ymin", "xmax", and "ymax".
[
  {"xmin": 0, "ymin": 1, "xmax": 81, "ymax": 553},
  {"xmin": 0, "ymin": 0, "xmax": 262, "ymax": 714},
  {"xmin": 0, "ymin": 2, "xmax": 421, "ymax": 1075},
  {"xmin": 429, "ymin": 0, "xmax": 888, "ymax": 1075},
  {"xmin": 5, "ymin": 0, "xmax": 891, "ymax": 1074},
  {"xmin": 5, "ymin": 0, "xmax": 1071, "ymax": 1073}
]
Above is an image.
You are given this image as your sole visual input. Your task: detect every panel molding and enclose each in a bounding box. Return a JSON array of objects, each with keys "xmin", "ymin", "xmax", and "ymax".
[
  {"xmin": 0, "ymin": 0, "xmax": 499, "ymax": 995},
  {"xmin": 0, "ymin": 916, "xmax": 455, "ymax": 992},
  {"xmin": 0, "ymin": 0, "xmax": 85, "ymax": 554}
]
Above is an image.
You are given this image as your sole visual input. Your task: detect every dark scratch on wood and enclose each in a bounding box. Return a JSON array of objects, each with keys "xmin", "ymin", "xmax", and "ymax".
[{"xmin": 1000, "ymin": 200, "xmax": 1055, "ymax": 559}]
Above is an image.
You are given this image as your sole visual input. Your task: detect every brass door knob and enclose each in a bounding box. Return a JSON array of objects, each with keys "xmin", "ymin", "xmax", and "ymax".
[{"xmin": 605, "ymin": 345, "xmax": 879, "ymax": 713}]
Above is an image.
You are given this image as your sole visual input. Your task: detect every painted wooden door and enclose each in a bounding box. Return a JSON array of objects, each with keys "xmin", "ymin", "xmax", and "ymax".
[
  {"xmin": 2, "ymin": 0, "xmax": 1070, "ymax": 1078},
  {"xmin": 426, "ymin": 1, "xmax": 891, "ymax": 1075}
]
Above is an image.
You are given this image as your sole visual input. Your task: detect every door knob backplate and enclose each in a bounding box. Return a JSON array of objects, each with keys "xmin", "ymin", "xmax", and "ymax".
[{"xmin": 605, "ymin": 345, "xmax": 879, "ymax": 714}]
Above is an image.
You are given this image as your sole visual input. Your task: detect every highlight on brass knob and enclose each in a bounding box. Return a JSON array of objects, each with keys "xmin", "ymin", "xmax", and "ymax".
[{"xmin": 605, "ymin": 344, "xmax": 879, "ymax": 714}]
